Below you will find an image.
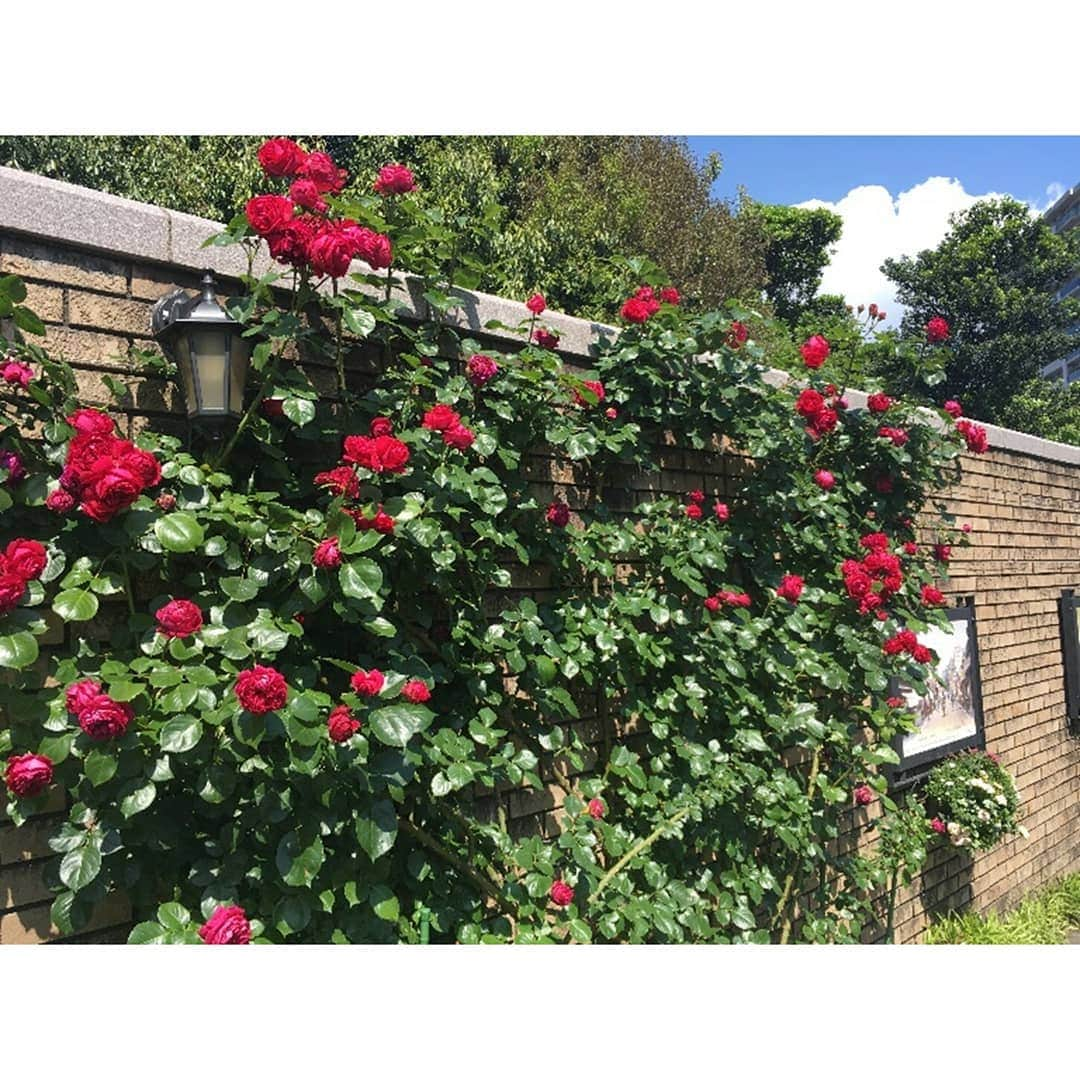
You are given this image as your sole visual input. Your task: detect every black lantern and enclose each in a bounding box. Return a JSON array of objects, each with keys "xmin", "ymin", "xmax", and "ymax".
[{"xmin": 151, "ymin": 271, "xmax": 250, "ymax": 422}]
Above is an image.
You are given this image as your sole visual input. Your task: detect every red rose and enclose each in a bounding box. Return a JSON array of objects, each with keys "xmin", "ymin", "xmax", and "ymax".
[
  {"xmin": 853, "ymin": 784, "xmax": 874, "ymax": 807},
  {"xmin": 245, "ymin": 194, "xmax": 294, "ymax": 237},
  {"xmin": 257, "ymin": 137, "xmax": 307, "ymax": 178},
  {"xmin": 800, "ymin": 335, "xmax": 831, "ymax": 369},
  {"xmin": 0, "ymin": 569, "xmax": 27, "ymax": 613},
  {"xmin": 933, "ymin": 543, "xmax": 951, "ymax": 563},
  {"xmin": 660, "ymin": 286, "xmax": 680, "ymax": 305},
  {"xmin": 573, "ymin": 380, "xmax": 605, "ymax": 407},
  {"xmin": 288, "ymin": 178, "xmax": 327, "ymax": 213},
  {"xmin": 120, "ymin": 446, "xmax": 162, "ymax": 489},
  {"xmin": 533, "ymin": 328, "xmax": 560, "ymax": 350},
  {"xmin": 878, "ymin": 426, "xmax": 909, "ymax": 447},
  {"xmin": 704, "ymin": 596, "xmax": 721, "ymax": 613},
  {"xmin": 352, "ymin": 228, "xmax": 393, "ymax": 270},
  {"xmin": 373, "ymin": 163, "xmax": 417, "ymax": 196},
  {"xmin": 550, "ymin": 880, "xmax": 574, "ymax": 907},
  {"xmin": 4, "ymin": 539, "xmax": 47, "ymax": 581},
  {"xmin": 912, "ymin": 644, "xmax": 932, "ymax": 664},
  {"xmin": 929, "ymin": 817, "xmax": 947, "ymax": 834},
  {"xmin": 688, "ymin": 489, "xmax": 705, "ymax": 505},
  {"xmin": 0, "ymin": 449, "xmax": 25, "ymax": 484},
  {"xmin": 66, "ymin": 679, "xmax": 102, "ymax": 715},
  {"xmin": 867, "ymin": 393, "xmax": 893, "ymax": 414},
  {"xmin": 423, "ymin": 404, "xmax": 461, "ymax": 432},
  {"xmin": 442, "ymin": 424, "xmax": 475, "ymax": 451},
  {"xmin": 814, "ymin": 469, "xmax": 835, "ymax": 491},
  {"xmin": 526, "ymin": 293, "xmax": 547, "ymax": 315},
  {"xmin": 314, "ymin": 466, "xmax": 360, "ymax": 499},
  {"xmin": 807, "ymin": 408, "xmax": 838, "ymax": 438},
  {"xmin": 80, "ymin": 460, "xmax": 147, "ymax": 523},
  {"xmin": 874, "ymin": 476, "xmax": 894, "ymax": 494},
  {"xmin": 633, "ymin": 286, "xmax": 661, "ymax": 315},
  {"xmin": 943, "ymin": 399, "xmax": 962, "ymax": 418},
  {"xmin": 66, "ymin": 408, "xmax": 115, "ymax": 436},
  {"xmin": 685, "ymin": 503, "xmax": 703, "ymax": 520},
  {"xmin": 714, "ymin": 501, "xmax": 729, "ymax": 522},
  {"xmin": 198, "ymin": 904, "xmax": 252, "ymax": 945},
  {"xmin": 350, "ymin": 668, "xmax": 385, "ymax": 697},
  {"xmin": 795, "ymin": 389, "xmax": 825, "ymax": 419},
  {"xmin": 79, "ymin": 694, "xmax": 134, "ymax": 741},
  {"xmin": 605, "ymin": 407, "xmax": 618, "ymax": 420},
  {"xmin": 262, "ymin": 398, "xmax": 285, "ymax": 418},
  {"xmin": 234, "ymin": 666, "xmax": 288, "ymax": 714},
  {"xmin": 956, "ymin": 419, "xmax": 988, "ymax": 454},
  {"xmin": 962, "ymin": 523, "xmax": 972, "ymax": 534},
  {"xmin": 777, "ymin": 574, "xmax": 804, "ymax": 603},
  {"xmin": 298, "ymin": 150, "xmax": 347, "ymax": 194},
  {"xmin": 308, "ymin": 221, "xmax": 358, "ymax": 278},
  {"xmin": 46, "ymin": 489, "xmax": 76, "ymax": 513},
  {"xmin": 369, "ymin": 416, "xmax": 394, "ymax": 438},
  {"xmin": 921, "ymin": 585, "xmax": 946, "ymax": 607},
  {"xmin": 342, "ymin": 435, "xmax": 410, "ymax": 474},
  {"xmin": 155, "ymin": 599, "xmax": 203, "ymax": 638},
  {"xmin": 726, "ymin": 320, "xmax": 749, "ymax": 348},
  {"xmin": 620, "ymin": 297, "xmax": 653, "ymax": 324},
  {"xmin": 903, "ymin": 542, "xmax": 918, "ymax": 556},
  {"xmin": 859, "ymin": 533, "xmax": 890, "ymax": 553},
  {"xmin": 327, "ymin": 704, "xmax": 361, "ymax": 743},
  {"xmin": 372, "ymin": 509, "xmax": 396, "ymax": 534},
  {"xmin": 2, "ymin": 360, "xmax": 34, "ymax": 387},
  {"xmin": 313, "ymin": 537, "xmax": 342, "ymax": 570},
  {"xmin": 886, "ymin": 696, "xmax": 906, "ymax": 708},
  {"xmin": 587, "ymin": 798, "xmax": 605, "ymax": 820},
  {"xmin": 926, "ymin": 317, "xmax": 950, "ymax": 344},
  {"xmin": 546, "ymin": 501, "xmax": 570, "ymax": 527},
  {"xmin": 5, "ymin": 753, "xmax": 53, "ymax": 798},
  {"xmin": 401, "ymin": 679, "xmax": 431, "ymax": 704},
  {"xmin": 466, "ymin": 354, "xmax": 499, "ymax": 386},
  {"xmin": 267, "ymin": 216, "xmax": 318, "ymax": 267}
]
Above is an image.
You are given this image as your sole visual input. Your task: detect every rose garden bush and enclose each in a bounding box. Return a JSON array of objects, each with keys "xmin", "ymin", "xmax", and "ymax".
[{"xmin": 0, "ymin": 142, "xmax": 1013, "ymax": 943}]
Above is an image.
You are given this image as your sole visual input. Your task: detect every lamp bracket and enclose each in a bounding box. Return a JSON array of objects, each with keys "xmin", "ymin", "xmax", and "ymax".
[{"xmin": 151, "ymin": 289, "xmax": 196, "ymax": 336}]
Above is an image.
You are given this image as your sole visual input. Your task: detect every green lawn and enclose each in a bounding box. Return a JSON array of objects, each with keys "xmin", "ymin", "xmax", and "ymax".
[{"xmin": 924, "ymin": 873, "xmax": 1080, "ymax": 944}]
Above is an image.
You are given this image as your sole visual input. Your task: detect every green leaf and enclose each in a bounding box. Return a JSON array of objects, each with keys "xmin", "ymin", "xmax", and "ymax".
[
  {"xmin": 51, "ymin": 588, "xmax": 99, "ymax": 622},
  {"xmin": 84, "ymin": 750, "xmax": 118, "ymax": 786},
  {"xmin": 343, "ymin": 306, "xmax": 377, "ymax": 338},
  {"xmin": 160, "ymin": 683, "xmax": 199, "ymax": 712},
  {"xmin": 128, "ymin": 921, "xmax": 167, "ymax": 944},
  {"xmin": 339, "ymin": 559, "xmax": 384, "ymax": 601},
  {"xmin": 155, "ymin": 512, "xmax": 205, "ymax": 553},
  {"xmin": 120, "ymin": 779, "xmax": 157, "ymax": 818},
  {"xmin": 273, "ymin": 895, "xmax": 311, "ymax": 937},
  {"xmin": 356, "ymin": 798, "xmax": 398, "ymax": 861},
  {"xmin": 160, "ymin": 715, "xmax": 203, "ymax": 754},
  {"xmin": 221, "ymin": 576, "xmax": 260, "ymax": 601},
  {"xmin": 369, "ymin": 704, "xmax": 435, "ymax": 748},
  {"xmin": 0, "ymin": 631, "xmax": 39, "ymax": 670},
  {"xmin": 369, "ymin": 883, "xmax": 400, "ymax": 922},
  {"xmin": 276, "ymin": 831, "xmax": 325, "ymax": 887},
  {"xmin": 60, "ymin": 844, "xmax": 102, "ymax": 891},
  {"xmin": 282, "ymin": 398, "xmax": 316, "ymax": 427},
  {"xmin": 157, "ymin": 902, "xmax": 191, "ymax": 931}
]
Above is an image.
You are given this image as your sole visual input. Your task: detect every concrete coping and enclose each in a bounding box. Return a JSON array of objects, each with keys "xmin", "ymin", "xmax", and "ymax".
[{"xmin": 3, "ymin": 164, "xmax": 1079, "ymax": 467}]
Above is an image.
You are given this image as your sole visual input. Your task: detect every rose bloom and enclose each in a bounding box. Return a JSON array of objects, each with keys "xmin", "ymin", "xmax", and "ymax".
[
  {"xmin": 867, "ymin": 392, "xmax": 893, "ymax": 414},
  {"xmin": 660, "ymin": 286, "xmax": 680, "ymax": 305},
  {"xmin": 79, "ymin": 693, "xmax": 134, "ymax": 741},
  {"xmin": 886, "ymin": 696, "xmax": 906, "ymax": 708},
  {"xmin": 66, "ymin": 679, "xmax": 102, "ymax": 715},
  {"xmin": 422, "ymin": 404, "xmax": 461, "ymax": 432},
  {"xmin": 4, "ymin": 539, "xmax": 47, "ymax": 580},
  {"xmin": 199, "ymin": 905, "xmax": 252, "ymax": 945},
  {"xmin": 814, "ymin": 469, "xmax": 835, "ymax": 491},
  {"xmin": 685, "ymin": 503, "xmax": 703, "ymax": 520},
  {"xmin": 902, "ymin": 542, "xmax": 918, "ymax": 556},
  {"xmin": 46, "ymin": 489, "xmax": 76, "ymax": 513},
  {"xmin": 5, "ymin": 752, "xmax": 54, "ymax": 798},
  {"xmin": 0, "ymin": 449, "xmax": 26, "ymax": 484},
  {"xmin": 874, "ymin": 476, "xmax": 894, "ymax": 494},
  {"xmin": 327, "ymin": 704, "xmax": 361, "ymax": 743},
  {"xmin": 777, "ymin": 574, "xmax": 804, "ymax": 603},
  {"xmin": 878, "ymin": 426, "xmax": 909, "ymax": 447},
  {"xmin": 807, "ymin": 408, "xmax": 838, "ymax": 438},
  {"xmin": 372, "ymin": 509, "xmax": 396, "ymax": 535},
  {"xmin": 546, "ymin": 501, "xmax": 570, "ymax": 527},
  {"xmin": 605, "ymin": 407, "xmax": 618, "ymax": 420},
  {"xmin": 943, "ymin": 399, "xmax": 963, "ymax": 418},
  {"xmin": 795, "ymin": 389, "xmax": 825, "ymax": 419},
  {"xmin": 267, "ymin": 216, "xmax": 318, "ymax": 268},
  {"xmin": 933, "ymin": 543, "xmax": 951, "ymax": 563},
  {"xmin": 351, "ymin": 227, "xmax": 393, "ymax": 271},
  {"xmin": 67, "ymin": 408, "xmax": 115, "ymax": 436},
  {"xmin": 714, "ymin": 501, "xmax": 730, "ymax": 522},
  {"xmin": 313, "ymin": 537, "xmax": 342, "ymax": 569},
  {"xmin": 2, "ymin": 359, "xmax": 34, "ymax": 388},
  {"xmin": 258, "ymin": 137, "xmax": 307, "ymax": 177},
  {"xmin": 245, "ymin": 194, "xmax": 294, "ymax": 236},
  {"xmin": 366, "ymin": 416, "xmax": 392, "ymax": 438},
  {"xmin": 314, "ymin": 466, "xmax": 360, "ymax": 499},
  {"xmin": 526, "ymin": 293, "xmax": 546, "ymax": 315},
  {"xmin": 350, "ymin": 668, "xmax": 385, "ymax": 697},
  {"xmin": 573, "ymin": 380, "xmax": 605, "ymax": 407},
  {"xmin": 533, "ymin": 328, "xmax": 560, "ymax": 350},
  {"xmin": 587, "ymin": 798, "xmax": 605, "ymax": 820},
  {"xmin": 234, "ymin": 666, "xmax": 288, "ymax": 715},
  {"xmin": 466, "ymin": 354, "xmax": 499, "ymax": 387},
  {"xmin": 929, "ymin": 817, "xmax": 947, "ymax": 834},
  {"xmin": 704, "ymin": 596, "xmax": 721, "ymax": 613},
  {"xmin": 342, "ymin": 434, "xmax": 410, "ymax": 474},
  {"xmin": 956, "ymin": 419, "xmax": 989, "ymax": 454},
  {"xmin": 442, "ymin": 424, "xmax": 475, "ymax": 450},
  {"xmin": 912, "ymin": 644, "xmax": 932, "ymax": 664},
  {"xmin": 550, "ymin": 880, "xmax": 575, "ymax": 907},
  {"xmin": 926, "ymin": 316, "xmax": 950, "ymax": 344},
  {"xmin": 288, "ymin": 178, "xmax": 327, "ymax": 213},
  {"xmin": 921, "ymin": 584, "xmax": 946, "ymax": 606},
  {"xmin": 727, "ymin": 320, "xmax": 749, "ymax": 349},
  {"xmin": 853, "ymin": 784, "xmax": 874, "ymax": 807},
  {"xmin": 261, "ymin": 397, "xmax": 285, "ymax": 418},
  {"xmin": 155, "ymin": 599, "xmax": 204, "ymax": 638},
  {"xmin": 308, "ymin": 220, "xmax": 359, "ymax": 278},
  {"xmin": 297, "ymin": 150, "xmax": 347, "ymax": 194},
  {"xmin": 1, "ymin": 566, "xmax": 30, "ymax": 610},
  {"xmin": 373, "ymin": 163, "xmax": 417, "ymax": 196},
  {"xmin": 800, "ymin": 335, "xmax": 830, "ymax": 369},
  {"xmin": 688, "ymin": 489, "xmax": 705, "ymax": 505},
  {"xmin": 401, "ymin": 679, "xmax": 432, "ymax": 704},
  {"xmin": 620, "ymin": 297, "xmax": 653, "ymax": 324}
]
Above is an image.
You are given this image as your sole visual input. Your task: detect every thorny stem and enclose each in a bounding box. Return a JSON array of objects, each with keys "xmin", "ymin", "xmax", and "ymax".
[{"xmin": 589, "ymin": 805, "xmax": 691, "ymax": 905}]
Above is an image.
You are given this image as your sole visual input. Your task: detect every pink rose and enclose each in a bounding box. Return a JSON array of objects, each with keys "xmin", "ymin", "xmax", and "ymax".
[
  {"xmin": 853, "ymin": 784, "xmax": 874, "ymax": 807},
  {"xmin": 155, "ymin": 599, "xmax": 204, "ymax": 638},
  {"xmin": 814, "ymin": 469, "xmax": 835, "ymax": 491},
  {"xmin": 526, "ymin": 293, "xmax": 547, "ymax": 315},
  {"xmin": 550, "ymin": 880, "xmax": 574, "ymax": 907},
  {"xmin": 587, "ymin": 798, "xmax": 605, "ymax": 820},
  {"xmin": 79, "ymin": 694, "xmax": 134, "ymax": 741},
  {"xmin": 401, "ymin": 680, "xmax": 431, "ymax": 704},
  {"xmin": 198, "ymin": 904, "xmax": 252, "ymax": 944},
  {"xmin": 313, "ymin": 537, "xmax": 342, "ymax": 569},
  {"xmin": 350, "ymin": 668, "xmax": 385, "ymax": 697},
  {"xmin": 5, "ymin": 752, "xmax": 53, "ymax": 798},
  {"xmin": 466, "ymin": 354, "xmax": 499, "ymax": 387},
  {"xmin": 66, "ymin": 679, "xmax": 102, "ymax": 715}
]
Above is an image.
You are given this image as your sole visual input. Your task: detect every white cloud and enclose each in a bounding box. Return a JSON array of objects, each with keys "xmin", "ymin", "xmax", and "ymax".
[{"xmin": 797, "ymin": 177, "xmax": 1009, "ymax": 326}]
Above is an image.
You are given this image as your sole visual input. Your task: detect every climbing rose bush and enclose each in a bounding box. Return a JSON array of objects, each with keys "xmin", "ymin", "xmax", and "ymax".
[{"xmin": 0, "ymin": 146, "xmax": 986, "ymax": 944}]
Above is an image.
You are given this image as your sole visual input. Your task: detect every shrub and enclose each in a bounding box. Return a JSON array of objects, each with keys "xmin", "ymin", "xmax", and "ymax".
[{"xmin": 923, "ymin": 750, "xmax": 1024, "ymax": 851}]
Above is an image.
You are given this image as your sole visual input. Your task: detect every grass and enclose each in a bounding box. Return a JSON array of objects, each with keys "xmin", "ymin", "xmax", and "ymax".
[{"xmin": 923, "ymin": 873, "xmax": 1080, "ymax": 944}]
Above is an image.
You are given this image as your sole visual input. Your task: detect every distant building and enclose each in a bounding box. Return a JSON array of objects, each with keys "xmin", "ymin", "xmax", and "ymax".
[{"xmin": 1041, "ymin": 183, "xmax": 1080, "ymax": 385}]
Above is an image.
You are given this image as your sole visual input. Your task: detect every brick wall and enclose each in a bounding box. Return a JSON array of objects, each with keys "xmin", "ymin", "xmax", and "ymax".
[{"xmin": 1, "ymin": 169, "xmax": 1078, "ymax": 943}]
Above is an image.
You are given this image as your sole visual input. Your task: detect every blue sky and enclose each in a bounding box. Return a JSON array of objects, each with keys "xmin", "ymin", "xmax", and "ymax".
[{"xmin": 682, "ymin": 137, "xmax": 1080, "ymax": 323}]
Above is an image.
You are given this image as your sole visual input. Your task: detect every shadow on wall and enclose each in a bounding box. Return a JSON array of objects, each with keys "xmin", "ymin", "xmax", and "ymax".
[{"xmin": 916, "ymin": 841, "xmax": 975, "ymax": 936}]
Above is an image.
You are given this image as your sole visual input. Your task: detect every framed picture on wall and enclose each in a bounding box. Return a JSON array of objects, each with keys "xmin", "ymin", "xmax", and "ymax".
[
  {"xmin": 1058, "ymin": 590, "xmax": 1080, "ymax": 734},
  {"xmin": 886, "ymin": 598, "xmax": 985, "ymax": 788}
]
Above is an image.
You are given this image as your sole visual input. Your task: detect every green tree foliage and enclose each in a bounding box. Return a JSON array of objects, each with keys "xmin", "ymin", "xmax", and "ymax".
[
  {"xmin": 877, "ymin": 197, "xmax": 1080, "ymax": 421},
  {"xmin": 997, "ymin": 375, "xmax": 1080, "ymax": 446},
  {"xmin": 0, "ymin": 135, "xmax": 767, "ymax": 321},
  {"xmin": 746, "ymin": 202, "xmax": 843, "ymax": 324}
]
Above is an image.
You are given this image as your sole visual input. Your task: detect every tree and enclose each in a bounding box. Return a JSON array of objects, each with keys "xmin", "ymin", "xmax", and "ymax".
[
  {"xmin": 997, "ymin": 376, "xmax": 1080, "ymax": 446},
  {"xmin": 877, "ymin": 197, "xmax": 1080, "ymax": 421},
  {"xmin": 0, "ymin": 136, "xmax": 768, "ymax": 322},
  {"xmin": 746, "ymin": 202, "xmax": 843, "ymax": 324}
]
